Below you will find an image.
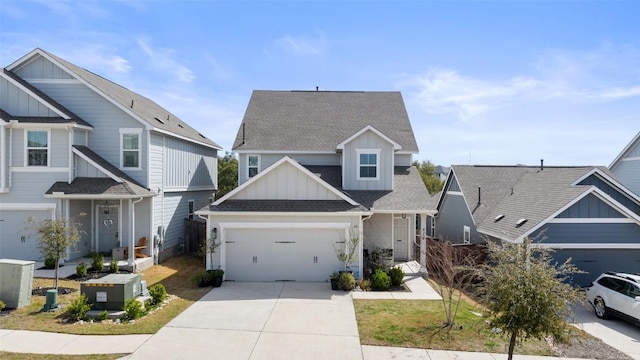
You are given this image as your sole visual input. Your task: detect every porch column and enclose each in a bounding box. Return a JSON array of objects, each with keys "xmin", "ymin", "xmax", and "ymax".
[{"xmin": 420, "ymin": 213, "xmax": 427, "ymax": 275}]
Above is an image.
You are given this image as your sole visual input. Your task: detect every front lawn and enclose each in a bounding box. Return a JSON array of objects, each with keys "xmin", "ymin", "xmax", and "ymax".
[{"xmin": 0, "ymin": 255, "xmax": 211, "ymax": 335}]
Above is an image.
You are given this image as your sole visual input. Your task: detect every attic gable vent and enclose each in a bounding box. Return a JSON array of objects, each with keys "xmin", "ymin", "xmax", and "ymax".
[
  {"xmin": 494, "ymin": 214, "xmax": 505, "ymax": 222},
  {"xmin": 515, "ymin": 218, "xmax": 528, "ymax": 227},
  {"xmin": 154, "ymin": 117, "xmax": 165, "ymax": 124}
]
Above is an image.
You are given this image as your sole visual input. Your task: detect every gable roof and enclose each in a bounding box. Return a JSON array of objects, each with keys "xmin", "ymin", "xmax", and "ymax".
[
  {"xmin": 610, "ymin": 131, "xmax": 640, "ymax": 170},
  {"xmin": 7, "ymin": 48, "xmax": 220, "ymax": 150},
  {"xmin": 445, "ymin": 165, "xmax": 639, "ymax": 242},
  {"xmin": 336, "ymin": 125, "xmax": 401, "ymax": 150},
  {"xmin": 232, "ymin": 90, "xmax": 419, "ymax": 153},
  {"xmin": 1, "ymin": 69, "xmax": 92, "ymax": 128}
]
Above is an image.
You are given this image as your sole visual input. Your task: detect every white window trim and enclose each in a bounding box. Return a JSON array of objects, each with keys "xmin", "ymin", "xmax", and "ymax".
[
  {"xmin": 463, "ymin": 225, "xmax": 471, "ymax": 244},
  {"xmin": 188, "ymin": 199, "xmax": 195, "ymax": 220},
  {"xmin": 431, "ymin": 218, "xmax": 436, "ymax": 237},
  {"xmin": 24, "ymin": 129, "xmax": 50, "ymax": 167},
  {"xmin": 355, "ymin": 148, "xmax": 381, "ymax": 181},
  {"xmin": 247, "ymin": 154, "xmax": 260, "ymax": 178},
  {"xmin": 119, "ymin": 128, "xmax": 142, "ymax": 170}
]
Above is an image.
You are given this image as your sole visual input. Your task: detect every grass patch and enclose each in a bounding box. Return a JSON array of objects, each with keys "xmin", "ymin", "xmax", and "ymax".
[
  {"xmin": 354, "ymin": 298, "xmax": 553, "ymax": 356},
  {"xmin": 0, "ymin": 255, "xmax": 211, "ymax": 335}
]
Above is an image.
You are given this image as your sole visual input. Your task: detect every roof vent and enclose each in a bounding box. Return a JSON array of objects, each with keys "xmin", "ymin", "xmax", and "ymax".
[
  {"xmin": 516, "ymin": 218, "xmax": 528, "ymax": 227},
  {"xmin": 198, "ymin": 133, "xmax": 205, "ymax": 139},
  {"xmin": 178, "ymin": 124, "xmax": 183, "ymax": 128},
  {"xmin": 154, "ymin": 117, "xmax": 165, "ymax": 124},
  {"xmin": 540, "ymin": 159, "xmax": 544, "ymax": 171},
  {"xmin": 494, "ymin": 214, "xmax": 505, "ymax": 222}
]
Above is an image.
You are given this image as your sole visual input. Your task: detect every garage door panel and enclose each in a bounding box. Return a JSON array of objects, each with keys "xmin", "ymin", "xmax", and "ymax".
[
  {"xmin": 0, "ymin": 210, "xmax": 49, "ymax": 260},
  {"xmin": 225, "ymin": 228, "xmax": 345, "ymax": 282}
]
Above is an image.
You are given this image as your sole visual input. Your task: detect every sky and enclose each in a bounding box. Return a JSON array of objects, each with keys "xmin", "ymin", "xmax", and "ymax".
[{"xmin": 1, "ymin": 0, "xmax": 638, "ymax": 167}]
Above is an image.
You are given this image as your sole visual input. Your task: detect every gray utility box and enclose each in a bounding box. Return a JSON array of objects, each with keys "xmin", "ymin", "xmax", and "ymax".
[
  {"xmin": 0, "ymin": 259, "xmax": 35, "ymax": 309},
  {"xmin": 81, "ymin": 274, "xmax": 141, "ymax": 311}
]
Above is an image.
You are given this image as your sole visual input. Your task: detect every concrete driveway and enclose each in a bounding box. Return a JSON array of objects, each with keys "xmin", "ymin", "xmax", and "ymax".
[
  {"xmin": 572, "ymin": 303, "xmax": 640, "ymax": 360},
  {"xmin": 129, "ymin": 282, "xmax": 362, "ymax": 360}
]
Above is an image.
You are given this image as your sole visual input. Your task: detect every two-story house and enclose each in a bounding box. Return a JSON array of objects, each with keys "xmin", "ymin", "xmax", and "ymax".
[
  {"xmin": 0, "ymin": 49, "xmax": 221, "ymax": 269},
  {"xmin": 196, "ymin": 90, "xmax": 437, "ymax": 281},
  {"xmin": 435, "ymin": 163, "xmax": 640, "ymax": 286}
]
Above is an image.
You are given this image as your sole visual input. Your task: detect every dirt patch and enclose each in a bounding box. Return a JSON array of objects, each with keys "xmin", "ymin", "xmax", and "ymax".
[{"xmin": 552, "ymin": 335, "xmax": 633, "ymax": 360}]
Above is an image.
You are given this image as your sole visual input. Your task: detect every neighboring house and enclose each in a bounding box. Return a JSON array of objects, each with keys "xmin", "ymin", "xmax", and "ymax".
[
  {"xmin": 0, "ymin": 49, "xmax": 220, "ymax": 268},
  {"xmin": 610, "ymin": 131, "xmax": 640, "ymax": 197},
  {"xmin": 435, "ymin": 163, "xmax": 640, "ymax": 286},
  {"xmin": 434, "ymin": 165, "xmax": 450, "ymax": 182},
  {"xmin": 196, "ymin": 90, "xmax": 436, "ymax": 281}
]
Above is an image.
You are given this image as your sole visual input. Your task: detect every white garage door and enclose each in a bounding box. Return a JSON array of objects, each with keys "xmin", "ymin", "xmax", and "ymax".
[
  {"xmin": 0, "ymin": 210, "xmax": 51, "ymax": 260},
  {"xmin": 225, "ymin": 228, "xmax": 346, "ymax": 282}
]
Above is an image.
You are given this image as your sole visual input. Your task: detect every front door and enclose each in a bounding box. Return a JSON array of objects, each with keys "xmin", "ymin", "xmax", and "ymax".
[
  {"xmin": 98, "ymin": 206, "xmax": 119, "ymax": 253},
  {"xmin": 394, "ymin": 217, "xmax": 408, "ymax": 261}
]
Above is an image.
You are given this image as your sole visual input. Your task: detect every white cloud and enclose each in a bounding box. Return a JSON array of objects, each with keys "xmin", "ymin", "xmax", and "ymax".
[
  {"xmin": 277, "ymin": 33, "xmax": 327, "ymax": 56},
  {"xmin": 136, "ymin": 37, "xmax": 195, "ymax": 83},
  {"xmin": 65, "ymin": 46, "xmax": 131, "ymax": 74}
]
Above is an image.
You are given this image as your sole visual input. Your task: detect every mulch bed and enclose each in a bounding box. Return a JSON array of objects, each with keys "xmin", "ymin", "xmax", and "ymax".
[
  {"xmin": 32, "ymin": 287, "xmax": 77, "ymax": 296},
  {"xmin": 66, "ymin": 270, "xmax": 131, "ymax": 282}
]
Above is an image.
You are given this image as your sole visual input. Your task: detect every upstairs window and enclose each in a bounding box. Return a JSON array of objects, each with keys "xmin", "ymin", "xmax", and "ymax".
[
  {"xmin": 248, "ymin": 155, "xmax": 260, "ymax": 178},
  {"xmin": 356, "ymin": 149, "xmax": 380, "ymax": 180},
  {"xmin": 26, "ymin": 130, "xmax": 49, "ymax": 166},
  {"xmin": 120, "ymin": 129, "xmax": 141, "ymax": 169}
]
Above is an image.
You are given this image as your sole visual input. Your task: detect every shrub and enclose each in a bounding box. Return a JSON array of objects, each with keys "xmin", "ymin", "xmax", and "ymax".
[
  {"xmin": 149, "ymin": 283, "xmax": 167, "ymax": 306},
  {"xmin": 76, "ymin": 262, "xmax": 87, "ymax": 277},
  {"xmin": 44, "ymin": 256, "xmax": 56, "ymax": 269},
  {"xmin": 388, "ymin": 267, "xmax": 404, "ymax": 286},
  {"xmin": 97, "ymin": 310, "xmax": 109, "ymax": 322},
  {"xmin": 192, "ymin": 271, "xmax": 212, "ymax": 287},
  {"xmin": 109, "ymin": 258, "xmax": 119, "ymax": 273},
  {"xmin": 66, "ymin": 294, "xmax": 91, "ymax": 322},
  {"xmin": 123, "ymin": 298, "xmax": 146, "ymax": 320},
  {"xmin": 371, "ymin": 269, "xmax": 391, "ymax": 290},
  {"xmin": 91, "ymin": 252, "xmax": 104, "ymax": 271},
  {"xmin": 0, "ymin": 300, "xmax": 5, "ymax": 311},
  {"xmin": 358, "ymin": 279, "xmax": 371, "ymax": 291},
  {"xmin": 338, "ymin": 272, "xmax": 355, "ymax": 291}
]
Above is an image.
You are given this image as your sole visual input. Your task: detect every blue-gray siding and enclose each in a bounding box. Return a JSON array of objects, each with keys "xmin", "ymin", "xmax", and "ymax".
[
  {"xmin": 0, "ymin": 76, "xmax": 58, "ymax": 117},
  {"xmin": 532, "ymin": 223, "xmax": 640, "ymax": 243},
  {"xmin": 578, "ymin": 174, "xmax": 640, "ymax": 215},
  {"xmin": 613, "ymin": 159, "xmax": 640, "ymax": 198},
  {"xmin": 13, "ymin": 56, "xmax": 75, "ymax": 80},
  {"xmin": 435, "ymin": 192, "xmax": 480, "ymax": 243},
  {"xmin": 163, "ymin": 135, "xmax": 217, "ymax": 189},
  {"xmin": 557, "ymin": 193, "xmax": 625, "ymax": 218},
  {"xmin": 161, "ymin": 191, "xmax": 212, "ymax": 251},
  {"xmin": 342, "ymin": 130, "xmax": 394, "ymax": 191}
]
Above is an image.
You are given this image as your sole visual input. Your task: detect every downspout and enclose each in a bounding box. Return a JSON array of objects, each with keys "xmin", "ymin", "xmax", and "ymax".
[
  {"xmin": 128, "ymin": 197, "xmax": 144, "ymax": 268},
  {"xmin": 8, "ymin": 127, "xmax": 13, "ymax": 188},
  {"xmin": 67, "ymin": 125, "xmax": 73, "ymax": 183},
  {"xmin": 0, "ymin": 123, "xmax": 5, "ymax": 190},
  {"xmin": 197, "ymin": 213, "xmax": 212, "ymax": 270},
  {"xmin": 359, "ymin": 212, "xmax": 374, "ymax": 280}
]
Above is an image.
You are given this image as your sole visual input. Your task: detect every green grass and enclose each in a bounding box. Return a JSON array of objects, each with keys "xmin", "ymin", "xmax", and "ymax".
[
  {"xmin": 0, "ymin": 255, "xmax": 212, "ymax": 335},
  {"xmin": 354, "ymin": 298, "xmax": 554, "ymax": 356}
]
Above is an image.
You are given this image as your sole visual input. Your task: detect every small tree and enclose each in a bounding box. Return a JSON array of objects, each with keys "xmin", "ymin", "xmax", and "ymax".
[
  {"xmin": 200, "ymin": 234, "xmax": 221, "ymax": 270},
  {"xmin": 426, "ymin": 239, "xmax": 483, "ymax": 334},
  {"xmin": 481, "ymin": 237, "xmax": 585, "ymax": 360},
  {"xmin": 27, "ymin": 215, "xmax": 83, "ymax": 289},
  {"xmin": 334, "ymin": 228, "xmax": 360, "ymax": 271}
]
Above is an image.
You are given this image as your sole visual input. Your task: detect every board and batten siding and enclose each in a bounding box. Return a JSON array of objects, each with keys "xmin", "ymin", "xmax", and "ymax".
[
  {"xmin": 435, "ymin": 177, "xmax": 479, "ymax": 243},
  {"xmin": 532, "ymin": 223, "xmax": 640, "ymax": 244},
  {"xmin": 578, "ymin": 174, "xmax": 640, "ymax": 215},
  {"xmin": 342, "ymin": 130, "xmax": 394, "ymax": 191},
  {"xmin": 232, "ymin": 161, "xmax": 342, "ymax": 200},
  {"xmin": 0, "ymin": 76, "xmax": 58, "ymax": 117},
  {"xmin": 557, "ymin": 193, "xmax": 626, "ymax": 218},
  {"xmin": 27, "ymin": 82, "xmax": 148, "ymax": 186},
  {"xmin": 13, "ymin": 56, "xmax": 75, "ymax": 80},
  {"xmin": 75, "ymin": 155, "xmax": 109, "ymax": 178},
  {"xmin": 163, "ymin": 135, "xmax": 217, "ymax": 189},
  {"xmin": 613, "ymin": 159, "xmax": 640, "ymax": 198}
]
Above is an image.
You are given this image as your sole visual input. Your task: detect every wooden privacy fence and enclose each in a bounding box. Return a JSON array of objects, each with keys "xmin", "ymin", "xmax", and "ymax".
[{"xmin": 184, "ymin": 218, "xmax": 206, "ymax": 255}]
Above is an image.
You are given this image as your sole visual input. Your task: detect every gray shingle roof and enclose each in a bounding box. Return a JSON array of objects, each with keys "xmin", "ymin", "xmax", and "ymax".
[
  {"xmin": 206, "ymin": 200, "xmax": 367, "ymax": 213},
  {"xmin": 38, "ymin": 49, "xmax": 221, "ymax": 150},
  {"xmin": 305, "ymin": 166, "xmax": 436, "ymax": 212},
  {"xmin": 1, "ymin": 69, "xmax": 92, "ymax": 128},
  {"xmin": 232, "ymin": 90, "xmax": 419, "ymax": 152},
  {"xmin": 449, "ymin": 165, "xmax": 616, "ymax": 240}
]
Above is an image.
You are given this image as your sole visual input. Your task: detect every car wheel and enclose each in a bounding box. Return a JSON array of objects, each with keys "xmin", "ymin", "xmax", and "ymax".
[{"xmin": 593, "ymin": 297, "xmax": 609, "ymax": 319}]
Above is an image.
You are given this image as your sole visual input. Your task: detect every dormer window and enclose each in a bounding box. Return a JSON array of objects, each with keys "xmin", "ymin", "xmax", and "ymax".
[
  {"xmin": 248, "ymin": 155, "xmax": 260, "ymax": 178},
  {"xmin": 356, "ymin": 149, "xmax": 380, "ymax": 180},
  {"xmin": 26, "ymin": 130, "xmax": 49, "ymax": 166}
]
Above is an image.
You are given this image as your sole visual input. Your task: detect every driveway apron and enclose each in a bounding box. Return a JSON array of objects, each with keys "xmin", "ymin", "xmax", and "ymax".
[{"xmin": 128, "ymin": 282, "xmax": 362, "ymax": 360}]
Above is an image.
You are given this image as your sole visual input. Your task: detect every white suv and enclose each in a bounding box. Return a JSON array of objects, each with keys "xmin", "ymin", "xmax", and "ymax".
[{"xmin": 587, "ymin": 272, "xmax": 640, "ymax": 326}]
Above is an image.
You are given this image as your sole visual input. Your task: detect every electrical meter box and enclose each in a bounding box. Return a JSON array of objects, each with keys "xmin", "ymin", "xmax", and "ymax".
[
  {"xmin": 0, "ymin": 259, "xmax": 35, "ymax": 309},
  {"xmin": 81, "ymin": 273, "xmax": 141, "ymax": 311}
]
